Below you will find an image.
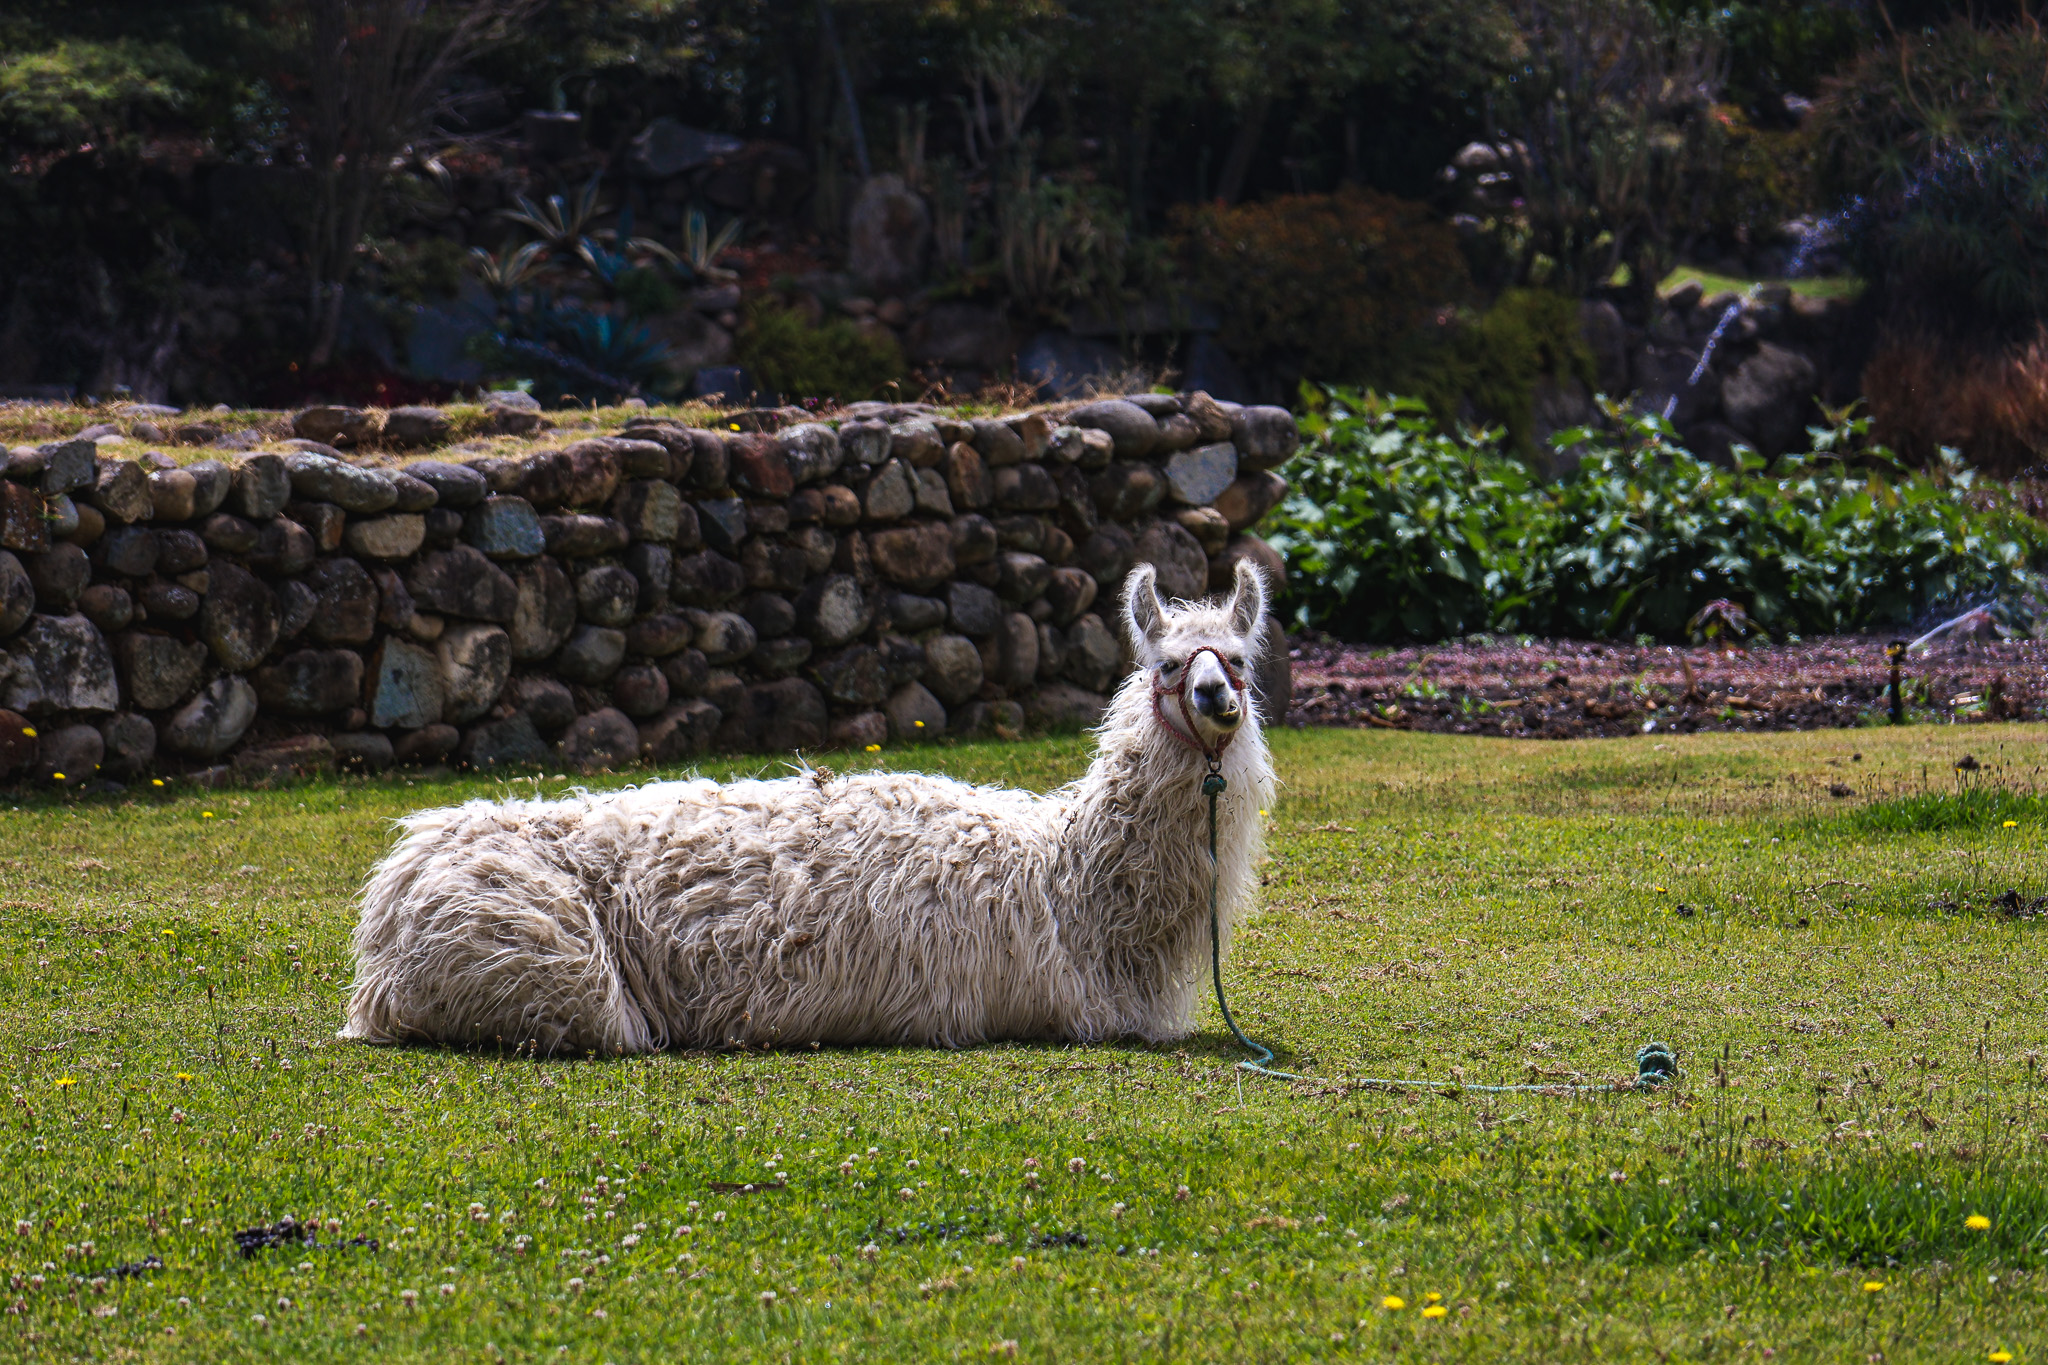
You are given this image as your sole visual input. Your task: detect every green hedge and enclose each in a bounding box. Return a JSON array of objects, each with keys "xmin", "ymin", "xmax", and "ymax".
[{"xmin": 1263, "ymin": 390, "xmax": 2048, "ymax": 642}]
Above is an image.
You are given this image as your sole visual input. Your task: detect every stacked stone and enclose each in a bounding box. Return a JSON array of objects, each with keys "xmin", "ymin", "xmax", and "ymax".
[{"xmin": 0, "ymin": 391, "xmax": 1297, "ymax": 785}]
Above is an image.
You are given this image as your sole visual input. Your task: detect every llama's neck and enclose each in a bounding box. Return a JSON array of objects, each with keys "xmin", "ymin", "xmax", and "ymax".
[{"xmin": 1045, "ymin": 674, "xmax": 1273, "ymax": 1036}]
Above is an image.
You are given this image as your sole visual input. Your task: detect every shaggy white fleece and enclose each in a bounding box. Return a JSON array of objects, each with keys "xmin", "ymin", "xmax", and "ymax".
[{"xmin": 341, "ymin": 560, "xmax": 1277, "ymax": 1054}]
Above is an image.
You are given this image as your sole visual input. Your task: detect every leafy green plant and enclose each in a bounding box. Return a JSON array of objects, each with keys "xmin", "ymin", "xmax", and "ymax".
[
  {"xmin": 733, "ymin": 300, "xmax": 907, "ymax": 403},
  {"xmin": 1265, "ymin": 388, "xmax": 2048, "ymax": 642}
]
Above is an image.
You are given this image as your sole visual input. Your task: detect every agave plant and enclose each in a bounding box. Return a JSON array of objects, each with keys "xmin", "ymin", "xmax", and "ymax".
[
  {"xmin": 682, "ymin": 210, "xmax": 742, "ymax": 282},
  {"xmin": 467, "ymin": 242, "xmax": 550, "ymax": 298},
  {"xmin": 500, "ymin": 175, "xmax": 607, "ymax": 249}
]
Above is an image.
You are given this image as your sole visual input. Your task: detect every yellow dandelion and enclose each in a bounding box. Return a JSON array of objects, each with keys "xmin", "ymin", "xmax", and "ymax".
[
  {"xmin": 729, "ymin": 423, "xmax": 741, "ymax": 431},
  {"xmin": 162, "ymin": 929, "xmax": 175, "ymax": 936},
  {"xmin": 1989, "ymin": 1352, "xmax": 2013, "ymax": 1363},
  {"xmin": 1421, "ymin": 1305, "xmax": 1447, "ymax": 1319},
  {"xmin": 51, "ymin": 773, "xmax": 64, "ymax": 781},
  {"xmin": 151, "ymin": 779, "xmax": 164, "ymax": 788},
  {"xmin": 2004, "ymin": 820, "xmax": 2019, "ymax": 829},
  {"xmin": 1380, "ymin": 1296, "xmax": 1405, "ymax": 1311},
  {"xmin": 1425, "ymin": 1292, "xmax": 1442, "ymax": 1302},
  {"xmin": 21, "ymin": 727, "xmax": 35, "ymax": 738},
  {"xmin": 202, "ymin": 811, "xmax": 214, "ymax": 819},
  {"xmin": 865, "ymin": 744, "xmax": 881, "ymax": 753},
  {"xmin": 54, "ymin": 1077, "xmax": 75, "ymax": 1088},
  {"xmin": 1654, "ymin": 885, "xmax": 1666, "ymax": 893},
  {"xmin": 913, "ymin": 720, "xmax": 924, "ymax": 728},
  {"xmin": 1966, "ymin": 1214, "xmax": 1992, "ymax": 1231},
  {"xmin": 1862, "ymin": 1280, "xmax": 1885, "ymax": 1293},
  {"xmin": 175, "ymin": 1073, "xmax": 193, "ymax": 1082}
]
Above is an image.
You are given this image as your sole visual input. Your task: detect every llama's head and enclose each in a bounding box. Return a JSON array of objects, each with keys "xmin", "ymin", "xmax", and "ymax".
[{"xmin": 1123, "ymin": 558, "xmax": 1269, "ymax": 748}]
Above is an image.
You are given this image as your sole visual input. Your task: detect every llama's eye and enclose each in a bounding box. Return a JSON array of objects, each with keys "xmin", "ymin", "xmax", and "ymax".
[
  {"xmin": 1158, "ymin": 659, "xmax": 1181, "ymax": 674},
  {"xmin": 1227, "ymin": 656, "xmax": 1244, "ymax": 668}
]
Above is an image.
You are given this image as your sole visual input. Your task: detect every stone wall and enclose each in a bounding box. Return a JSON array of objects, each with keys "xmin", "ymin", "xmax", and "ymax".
[{"xmin": 0, "ymin": 393, "xmax": 1298, "ymax": 786}]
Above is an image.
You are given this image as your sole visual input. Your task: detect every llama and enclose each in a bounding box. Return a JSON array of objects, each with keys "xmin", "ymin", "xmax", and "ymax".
[{"xmin": 340, "ymin": 559, "xmax": 1276, "ymax": 1055}]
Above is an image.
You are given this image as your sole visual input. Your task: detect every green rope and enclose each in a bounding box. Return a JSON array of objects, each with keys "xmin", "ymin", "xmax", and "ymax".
[{"xmin": 1203, "ymin": 769, "xmax": 1679, "ymax": 1096}]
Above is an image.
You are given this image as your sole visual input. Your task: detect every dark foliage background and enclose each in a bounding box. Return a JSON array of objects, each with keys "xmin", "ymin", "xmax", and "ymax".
[{"xmin": 0, "ymin": 0, "xmax": 2041, "ymax": 419}]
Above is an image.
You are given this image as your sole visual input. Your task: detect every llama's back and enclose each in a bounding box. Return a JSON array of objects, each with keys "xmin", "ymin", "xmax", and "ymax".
[{"xmin": 342, "ymin": 772, "xmax": 1071, "ymax": 1054}]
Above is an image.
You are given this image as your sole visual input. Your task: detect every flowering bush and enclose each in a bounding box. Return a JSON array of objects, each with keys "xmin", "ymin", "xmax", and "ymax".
[{"xmin": 1264, "ymin": 389, "xmax": 2048, "ymax": 641}]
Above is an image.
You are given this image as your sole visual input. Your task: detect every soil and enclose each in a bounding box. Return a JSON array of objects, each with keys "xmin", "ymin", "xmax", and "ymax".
[{"xmin": 1282, "ymin": 634, "xmax": 2048, "ymax": 738}]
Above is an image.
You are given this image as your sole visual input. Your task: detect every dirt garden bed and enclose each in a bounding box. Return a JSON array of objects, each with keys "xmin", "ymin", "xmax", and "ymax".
[{"xmin": 1281, "ymin": 633, "xmax": 2048, "ymax": 737}]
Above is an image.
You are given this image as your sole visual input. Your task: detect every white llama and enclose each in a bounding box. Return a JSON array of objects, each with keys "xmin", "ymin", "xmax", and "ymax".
[{"xmin": 340, "ymin": 559, "xmax": 1277, "ymax": 1054}]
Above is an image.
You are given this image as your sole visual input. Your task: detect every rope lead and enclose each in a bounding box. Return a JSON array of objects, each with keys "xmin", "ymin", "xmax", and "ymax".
[{"xmin": 1204, "ymin": 771, "xmax": 1680, "ymax": 1096}]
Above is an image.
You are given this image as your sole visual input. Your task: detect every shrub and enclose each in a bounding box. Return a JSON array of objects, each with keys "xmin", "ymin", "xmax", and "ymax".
[
  {"xmin": 1487, "ymin": 0, "xmax": 1728, "ymax": 304},
  {"xmin": 1174, "ymin": 188, "xmax": 1468, "ymax": 386},
  {"xmin": 1405, "ymin": 288, "xmax": 1597, "ymax": 459},
  {"xmin": 1863, "ymin": 332, "xmax": 2048, "ymax": 476},
  {"xmin": 1698, "ymin": 104, "xmax": 1815, "ymax": 261},
  {"xmin": 733, "ymin": 301, "xmax": 908, "ymax": 404},
  {"xmin": 470, "ymin": 299, "xmax": 678, "ymax": 406},
  {"xmin": 1265, "ymin": 389, "xmax": 2048, "ymax": 642},
  {"xmin": 1814, "ymin": 20, "xmax": 2048, "ymax": 340}
]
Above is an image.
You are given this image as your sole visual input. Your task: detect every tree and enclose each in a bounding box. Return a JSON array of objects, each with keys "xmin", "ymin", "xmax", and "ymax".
[
  {"xmin": 284, "ymin": 0, "xmax": 536, "ymax": 366},
  {"xmin": 1489, "ymin": 0, "xmax": 1729, "ymax": 302}
]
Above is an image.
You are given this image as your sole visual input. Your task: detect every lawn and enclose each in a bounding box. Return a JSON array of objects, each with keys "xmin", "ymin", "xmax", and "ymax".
[
  {"xmin": 1658, "ymin": 267, "xmax": 1866, "ymax": 303},
  {"xmin": 4, "ymin": 723, "xmax": 2047, "ymax": 1362}
]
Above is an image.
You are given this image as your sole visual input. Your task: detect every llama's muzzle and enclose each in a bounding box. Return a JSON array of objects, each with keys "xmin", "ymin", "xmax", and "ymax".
[{"xmin": 1193, "ymin": 678, "xmax": 1241, "ymax": 727}]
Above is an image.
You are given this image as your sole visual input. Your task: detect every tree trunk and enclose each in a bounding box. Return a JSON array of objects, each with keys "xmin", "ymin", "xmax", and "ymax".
[{"xmin": 1215, "ymin": 96, "xmax": 1271, "ymax": 205}]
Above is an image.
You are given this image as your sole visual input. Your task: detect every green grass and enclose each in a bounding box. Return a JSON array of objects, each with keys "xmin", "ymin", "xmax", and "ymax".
[
  {"xmin": 1658, "ymin": 267, "xmax": 1867, "ymax": 302},
  {"xmin": 6, "ymin": 725, "xmax": 2048, "ymax": 1361}
]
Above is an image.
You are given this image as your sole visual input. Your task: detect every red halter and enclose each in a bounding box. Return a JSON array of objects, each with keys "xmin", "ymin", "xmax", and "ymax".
[{"xmin": 1151, "ymin": 645, "xmax": 1248, "ymax": 763}]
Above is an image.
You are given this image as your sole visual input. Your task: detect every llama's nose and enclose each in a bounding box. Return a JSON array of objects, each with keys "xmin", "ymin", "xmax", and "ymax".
[{"xmin": 1193, "ymin": 679, "xmax": 1240, "ymax": 725}]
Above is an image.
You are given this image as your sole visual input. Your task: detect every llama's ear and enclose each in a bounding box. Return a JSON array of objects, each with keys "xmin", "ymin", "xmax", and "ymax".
[
  {"xmin": 1226, "ymin": 557, "xmax": 1268, "ymax": 639},
  {"xmin": 1123, "ymin": 563, "xmax": 1166, "ymax": 657}
]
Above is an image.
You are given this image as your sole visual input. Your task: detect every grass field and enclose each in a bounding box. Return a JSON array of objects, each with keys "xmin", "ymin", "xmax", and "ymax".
[{"xmin": 4, "ymin": 724, "xmax": 2047, "ymax": 1362}]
